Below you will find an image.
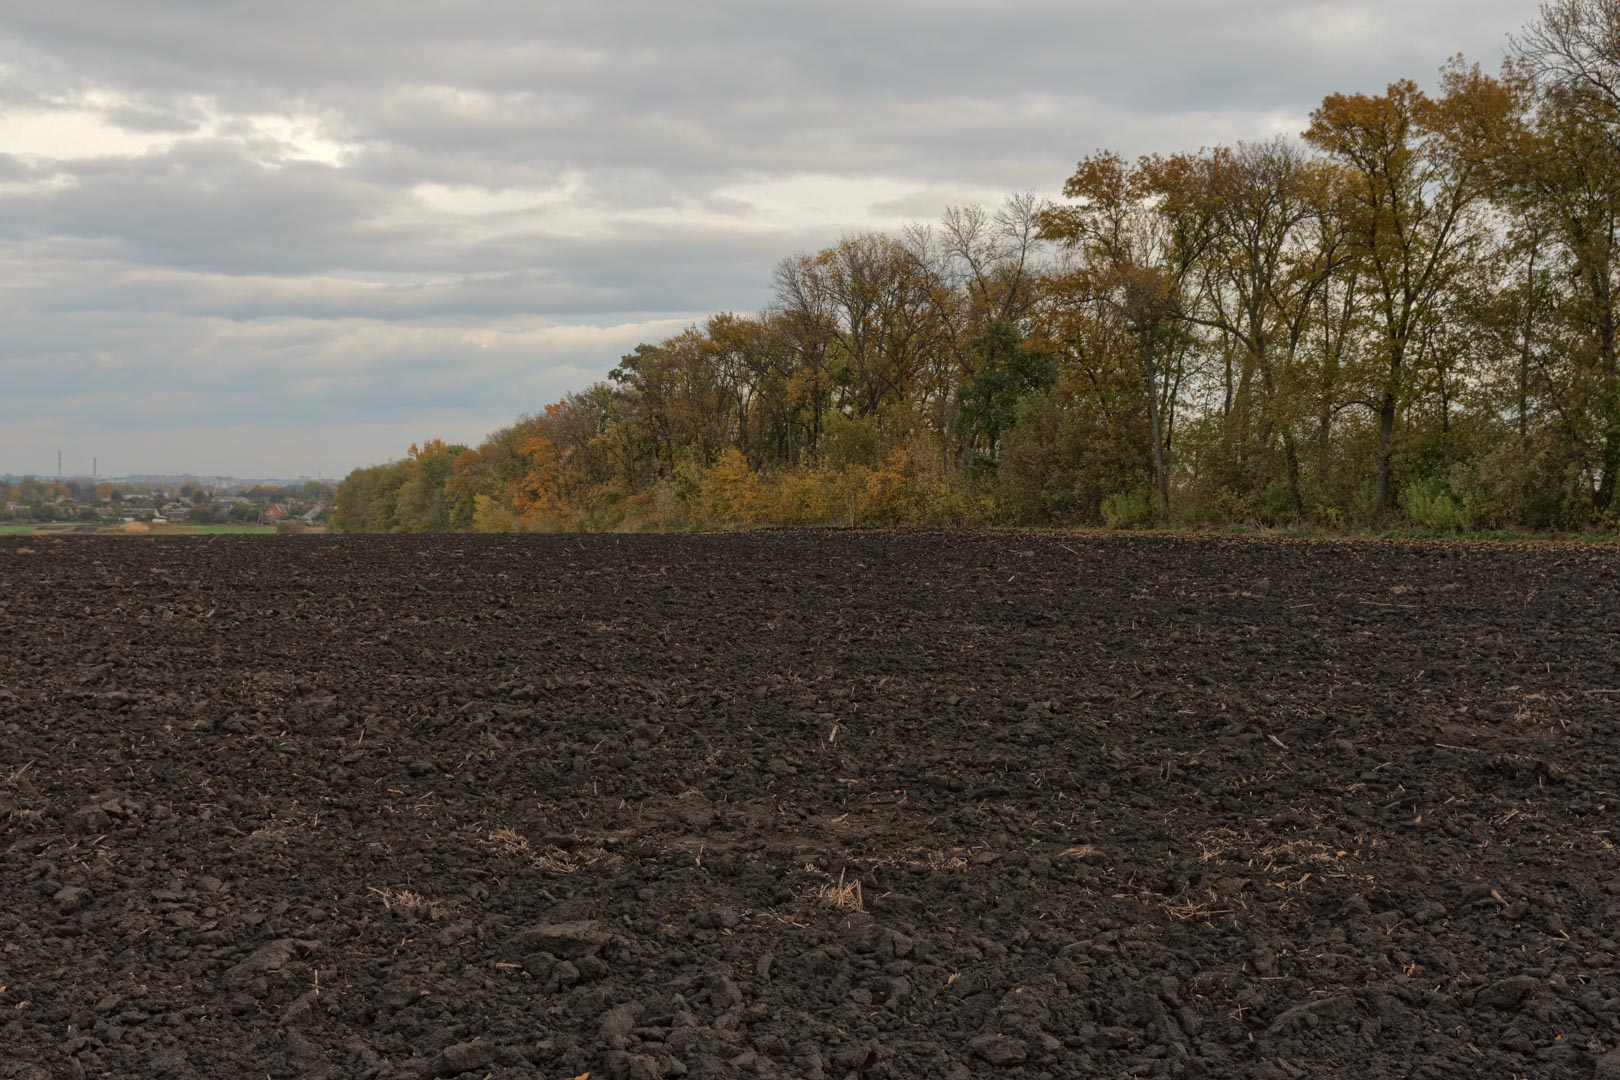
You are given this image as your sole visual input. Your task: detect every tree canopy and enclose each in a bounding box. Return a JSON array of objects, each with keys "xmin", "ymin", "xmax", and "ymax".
[{"xmin": 336, "ymin": 6, "xmax": 1620, "ymax": 535}]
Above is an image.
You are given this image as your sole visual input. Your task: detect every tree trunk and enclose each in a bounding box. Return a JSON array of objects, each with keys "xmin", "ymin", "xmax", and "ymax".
[
  {"xmin": 1596, "ymin": 296, "xmax": 1618, "ymax": 512},
  {"xmin": 1143, "ymin": 335, "xmax": 1172, "ymax": 527},
  {"xmin": 1375, "ymin": 391, "xmax": 1396, "ymax": 519},
  {"xmin": 1283, "ymin": 433, "xmax": 1304, "ymax": 519},
  {"xmin": 1519, "ymin": 249, "xmax": 1535, "ymax": 447},
  {"xmin": 1597, "ymin": 374, "xmax": 1620, "ymax": 512},
  {"xmin": 1599, "ymin": 422, "xmax": 1620, "ymax": 512}
]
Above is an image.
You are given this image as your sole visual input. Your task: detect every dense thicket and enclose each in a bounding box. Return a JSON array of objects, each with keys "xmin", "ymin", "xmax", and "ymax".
[{"xmin": 336, "ymin": 3, "xmax": 1620, "ymax": 534}]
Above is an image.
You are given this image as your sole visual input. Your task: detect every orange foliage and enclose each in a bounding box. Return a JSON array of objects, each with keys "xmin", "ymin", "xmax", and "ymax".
[{"xmin": 510, "ymin": 413, "xmax": 573, "ymax": 530}]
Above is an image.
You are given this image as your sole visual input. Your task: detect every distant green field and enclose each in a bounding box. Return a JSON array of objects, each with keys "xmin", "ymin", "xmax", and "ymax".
[
  {"xmin": 0, "ymin": 523, "xmax": 285, "ymax": 536},
  {"xmin": 169, "ymin": 525, "xmax": 279, "ymax": 535}
]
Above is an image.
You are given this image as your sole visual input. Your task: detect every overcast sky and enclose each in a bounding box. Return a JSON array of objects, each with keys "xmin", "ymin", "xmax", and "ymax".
[{"xmin": 1, "ymin": 1, "xmax": 1533, "ymax": 479}]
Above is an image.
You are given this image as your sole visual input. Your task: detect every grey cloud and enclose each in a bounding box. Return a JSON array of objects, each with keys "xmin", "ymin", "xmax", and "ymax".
[
  {"xmin": 0, "ymin": 0, "xmax": 1537, "ymax": 475},
  {"xmin": 104, "ymin": 103, "xmax": 201, "ymax": 133},
  {"xmin": 1, "ymin": 140, "xmax": 426, "ymax": 274}
]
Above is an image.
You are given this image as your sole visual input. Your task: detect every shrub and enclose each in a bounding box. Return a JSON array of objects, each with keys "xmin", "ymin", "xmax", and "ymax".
[
  {"xmin": 856, "ymin": 449, "xmax": 920, "ymax": 524},
  {"xmin": 1400, "ymin": 477, "xmax": 1465, "ymax": 530},
  {"xmin": 997, "ymin": 398, "xmax": 1151, "ymax": 525},
  {"xmin": 924, "ymin": 483, "xmax": 993, "ymax": 527},
  {"xmin": 1208, "ymin": 486, "xmax": 1252, "ymax": 527},
  {"xmin": 623, "ymin": 480, "xmax": 690, "ymax": 531},
  {"xmin": 698, "ymin": 449, "xmax": 765, "ymax": 525},
  {"xmin": 471, "ymin": 493, "xmax": 519, "ymax": 533},
  {"xmin": 820, "ymin": 412, "xmax": 883, "ymax": 470},
  {"xmin": 1447, "ymin": 439, "xmax": 1595, "ymax": 531},
  {"xmin": 575, "ymin": 483, "xmax": 635, "ymax": 532},
  {"xmin": 1101, "ymin": 488, "xmax": 1157, "ymax": 529},
  {"xmin": 768, "ymin": 469, "xmax": 838, "ymax": 525},
  {"xmin": 1254, "ymin": 484, "xmax": 1295, "ymax": 526}
]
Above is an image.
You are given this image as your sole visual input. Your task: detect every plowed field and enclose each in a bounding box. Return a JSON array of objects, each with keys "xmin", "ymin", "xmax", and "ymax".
[{"xmin": 1, "ymin": 533, "xmax": 1617, "ymax": 1079}]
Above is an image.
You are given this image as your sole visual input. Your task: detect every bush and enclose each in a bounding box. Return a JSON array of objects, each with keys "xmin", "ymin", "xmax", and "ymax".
[
  {"xmin": 575, "ymin": 483, "xmax": 635, "ymax": 532},
  {"xmin": 996, "ymin": 398, "xmax": 1151, "ymax": 525},
  {"xmin": 698, "ymin": 449, "xmax": 765, "ymax": 525},
  {"xmin": 768, "ymin": 469, "xmax": 839, "ymax": 525},
  {"xmin": 1253, "ymin": 484, "xmax": 1295, "ymax": 526},
  {"xmin": 1400, "ymin": 478, "xmax": 1465, "ymax": 530},
  {"xmin": 597, "ymin": 480, "xmax": 689, "ymax": 532},
  {"xmin": 923, "ymin": 483, "xmax": 993, "ymax": 527},
  {"xmin": 1315, "ymin": 503, "xmax": 1345, "ymax": 530},
  {"xmin": 820, "ymin": 412, "xmax": 883, "ymax": 471},
  {"xmin": 856, "ymin": 449, "xmax": 920, "ymax": 524},
  {"xmin": 471, "ymin": 494, "xmax": 519, "ymax": 533},
  {"xmin": 1446, "ymin": 439, "xmax": 1595, "ymax": 531},
  {"xmin": 1101, "ymin": 489, "xmax": 1157, "ymax": 529},
  {"xmin": 1193, "ymin": 486, "xmax": 1252, "ymax": 527}
]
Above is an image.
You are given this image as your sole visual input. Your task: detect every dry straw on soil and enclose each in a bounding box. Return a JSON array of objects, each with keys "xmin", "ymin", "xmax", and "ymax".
[
  {"xmin": 367, "ymin": 887, "xmax": 446, "ymax": 921},
  {"xmin": 810, "ymin": 868, "xmax": 865, "ymax": 912}
]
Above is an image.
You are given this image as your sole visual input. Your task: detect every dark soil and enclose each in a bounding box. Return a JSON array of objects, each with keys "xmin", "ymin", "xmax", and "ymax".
[{"xmin": 2, "ymin": 532, "xmax": 1618, "ymax": 1079}]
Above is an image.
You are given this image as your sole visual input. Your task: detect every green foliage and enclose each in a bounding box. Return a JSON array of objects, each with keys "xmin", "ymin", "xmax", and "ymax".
[
  {"xmin": 956, "ymin": 320, "xmax": 1058, "ymax": 471},
  {"xmin": 1254, "ymin": 485, "xmax": 1295, "ymax": 527},
  {"xmin": 819, "ymin": 411, "xmax": 882, "ymax": 471},
  {"xmin": 1400, "ymin": 478, "xmax": 1467, "ymax": 531},
  {"xmin": 996, "ymin": 397, "xmax": 1151, "ymax": 525},
  {"xmin": 1101, "ymin": 489, "xmax": 1157, "ymax": 529}
]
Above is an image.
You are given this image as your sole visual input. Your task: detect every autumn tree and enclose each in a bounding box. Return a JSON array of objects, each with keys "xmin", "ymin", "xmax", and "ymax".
[
  {"xmin": 1501, "ymin": 11, "xmax": 1620, "ymax": 509},
  {"xmin": 510, "ymin": 405, "xmax": 574, "ymax": 530},
  {"xmin": 395, "ymin": 440, "xmax": 467, "ymax": 532},
  {"xmin": 1304, "ymin": 74, "xmax": 1508, "ymax": 516},
  {"xmin": 1173, "ymin": 140, "xmax": 1353, "ymax": 515},
  {"xmin": 773, "ymin": 233, "xmax": 944, "ymax": 430},
  {"xmin": 1038, "ymin": 152, "xmax": 1220, "ymax": 524},
  {"xmin": 1515, "ymin": 0, "xmax": 1620, "ymax": 122},
  {"xmin": 954, "ymin": 319, "xmax": 1058, "ymax": 471},
  {"xmin": 905, "ymin": 194, "xmax": 1050, "ymax": 463}
]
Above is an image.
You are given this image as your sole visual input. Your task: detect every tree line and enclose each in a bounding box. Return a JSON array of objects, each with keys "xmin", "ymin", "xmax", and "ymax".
[{"xmin": 335, "ymin": 1, "xmax": 1620, "ymax": 535}]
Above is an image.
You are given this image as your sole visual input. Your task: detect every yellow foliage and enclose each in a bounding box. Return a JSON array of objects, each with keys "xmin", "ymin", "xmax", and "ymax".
[
  {"xmin": 856, "ymin": 448, "xmax": 918, "ymax": 524},
  {"xmin": 408, "ymin": 438, "xmax": 451, "ymax": 460},
  {"xmin": 699, "ymin": 449, "xmax": 764, "ymax": 524},
  {"xmin": 471, "ymin": 494, "xmax": 518, "ymax": 533},
  {"xmin": 768, "ymin": 469, "xmax": 839, "ymax": 525}
]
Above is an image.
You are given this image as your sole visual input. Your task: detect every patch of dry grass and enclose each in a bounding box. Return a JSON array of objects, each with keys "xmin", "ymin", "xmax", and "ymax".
[
  {"xmin": 809, "ymin": 867, "xmax": 865, "ymax": 912},
  {"xmin": 479, "ymin": 826, "xmax": 609, "ymax": 874},
  {"xmin": 1256, "ymin": 838, "xmax": 1342, "ymax": 873},
  {"xmin": 368, "ymin": 887, "xmax": 446, "ymax": 921},
  {"xmin": 484, "ymin": 827, "xmax": 530, "ymax": 856},
  {"xmin": 1164, "ymin": 893, "xmax": 1238, "ymax": 922}
]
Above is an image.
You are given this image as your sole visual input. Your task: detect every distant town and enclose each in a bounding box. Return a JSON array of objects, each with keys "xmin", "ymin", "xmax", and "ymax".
[{"xmin": 0, "ymin": 473, "xmax": 334, "ymax": 528}]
